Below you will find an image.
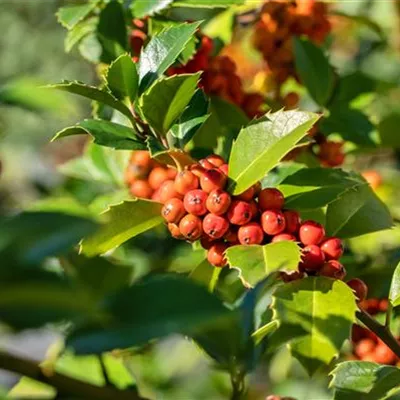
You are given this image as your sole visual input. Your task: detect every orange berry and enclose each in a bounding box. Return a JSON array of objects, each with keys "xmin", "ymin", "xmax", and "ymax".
[
  {"xmin": 207, "ymin": 242, "xmax": 229, "ymax": 267},
  {"xmin": 167, "ymin": 168, "xmax": 177, "ymax": 180},
  {"xmin": 200, "ymin": 169, "xmax": 227, "ymax": 193},
  {"xmin": 283, "ymin": 210, "xmax": 301, "ymax": 233},
  {"xmin": 227, "ymin": 200, "xmax": 252, "ymax": 225},
  {"xmin": 199, "ymin": 159, "xmax": 215, "ymax": 170},
  {"xmin": 189, "ymin": 164, "xmax": 206, "ymax": 178},
  {"xmin": 261, "ymin": 210, "xmax": 286, "ymax": 235},
  {"xmin": 238, "ymin": 222, "xmax": 264, "ymax": 245},
  {"xmin": 130, "ymin": 180, "xmax": 153, "ymax": 199},
  {"xmin": 219, "ymin": 164, "xmax": 229, "ymax": 175},
  {"xmin": 206, "ymin": 154, "xmax": 225, "ymax": 168},
  {"xmin": 174, "ymin": 170, "xmax": 199, "ymax": 195},
  {"xmin": 148, "ymin": 167, "xmax": 169, "ymax": 190},
  {"xmin": 354, "ymin": 338, "xmax": 375, "ymax": 358},
  {"xmin": 161, "ymin": 198, "xmax": 186, "ymax": 224},
  {"xmin": 183, "ymin": 189, "xmax": 208, "ymax": 216},
  {"xmin": 271, "ymin": 233, "xmax": 296, "ymax": 243},
  {"xmin": 203, "ymin": 213, "xmax": 230, "ymax": 239},
  {"xmin": 168, "ymin": 223, "xmax": 184, "ymax": 239},
  {"xmin": 206, "ymin": 189, "xmax": 231, "ymax": 215},
  {"xmin": 258, "ymin": 188, "xmax": 285, "ymax": 210},
  {"xmin": 158, "ymin": 180, "xmax": 182, "ymax": 203},
  {"xmin": 179, "ymin": 214, "xmax": 203, "ymax": 241},
  {"xmin": 236, "ymin": 186, "xmax": 255, "ymax": 202}
]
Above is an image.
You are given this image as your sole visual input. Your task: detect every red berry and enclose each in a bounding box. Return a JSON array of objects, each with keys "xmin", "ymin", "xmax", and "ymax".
[
  {"xmin": 174, "ymin": 170, "xmax": 199, "ymax": 195},
  {"xmin": 354, "ymin": 338, "xmax": 375, "ymax": 358},
  {"xmin": 206, "ymin": 154, "xmax": 225, "ymax": 168},
  {"xmin": 200, "ymin": 235, "xmax": 215, "ymax": 250},
  {"xmin": 318, "ymin": 260, "xmax": 346, "ymax": 280},
  {"xmin": 258, "ymin": 188, "xmax": 284, "ymax": 211},
  {"xmin": 320, "ymin": 237, "xmax": 344, "ymax": 260},
  {"xmin": 200, "ymin": 169, "xmax": 227, "ymax": 193},
  {"xmin": 224, "ymin": 228, "xmax": 239, "ymax": 245},
  {"xmin": 183, "ymin": 189, "xmax": 208, "ymax": 216},
  {"xmin": 283, "ymin": 210, "xmax": 301, "ymax": 233},
  {"xmin": 373, "ymin": 342, "xmax": 397, "ymax": 364},
  {"xmin": 227, "ymin": 200, "xmax": 252, "ymax": 225},
  {"xmin": 207, "ymin": 242, "xmax": 229, "ymax": 267},
  {"xmin": 158, "ymin": 180, "xmax": 182, "ymax": 203},
  {"xmin": 236, "ymin": 186, "xmax": 255, "ymax": 202},
  {"xmin": 206, "ymin": 189, "xmax": 231, "ymax": 215},
  {"xmin": 166, "ymin": 168, "xmax": 177, "ymax": 180},
  {"xmin": 271, "ymin": 233, "xmax": 296, "ymax": 243},
  {"xmin": 168, "ymin": 223, "xmax": 183, "ymax": 239},
  {"xmin": 238, "ymin": 222, "xmax": 264, "ymax": 245},
  {"xmin": 302, "ymin": 245, "xmax": 325, "ymax": 271},
  {"xmin": 129, "ymin": 151, "xmax": 153, "ymax": 178},
  {"xmin": 249, "ymin": 200, "xmax": 259, "ymax": 219},
  {"xmin": 179, "ymin": 214, "xmax": 203, "ymax": 241},
  {"xmin": 189, "ymin": 164, "xmax": 206, "ymax": 178},
  {"xmin": 203, "ymin": 213, "xmax": 229, "ymax": 239},
  {"xmin": 219, "ymin": 163, "xmax": 229, "ymax": 175},
  {"xmin": 148, "ymin": 167, "xmax": 169, "ymax": 190},
  {"xmin": 199, "ymin": 159, "xmax": 214, "ymax": 170},
  {"xmin": 130, "ymin": 180, "xmax": 153, "ymax": 199},
  {"xmin": 161, "ymin": 198, "xmax": 186, "ymax": 223},
  {"xmin": 299, "ymin": 220, "xmax": 325, "ymax": 245},
  {"xmin": 379, "ymin": 299, "xmax": 389, "ymax": 312},
  {"xmin": 347, "ymin": 278, "xmax": 368, "ymax": 302},
  {"xmin": 261, "ymin": 210, "xmax": 286, "ymax": 235}
]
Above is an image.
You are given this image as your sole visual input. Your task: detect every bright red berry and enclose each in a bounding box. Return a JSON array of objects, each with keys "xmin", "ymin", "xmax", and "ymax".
[
  {"xmin": 320, "ymin": 237, "xmax": 344, "ymax": 260},
  {"xmin": 203, "ymin": 213, "xmax": 229, "ymax": 239},
  {"xmin": 227, "ymin": 200, "xmax": 252, "ymax": 225},
  {"xmin": 347, "ymin": 278, "xmax": 368, "ymax": 302},
  {"xmin": 179, "ymin": 214, "xmax": 203, "ymax": 241},
  {"xmin": 148, "ymin": 167, "xmax": 169, "ymax": 190},
  {"xmin": 199, "ymin": 159, "xmax": 215, "ymax": 170},
  {"xmin": 174, "ymin": 170, "xmax": 199, "ymax": 195},
  {"xmin": 168, "ymin": 223, "xmax": 183, "ymax": 239},
  {"xmin": 206, "ymin": 154, "xmax": 225, "ymax": 168},
  {"xmin": 271, "ymin": 233, "xmax": 296, "ymax": 243},
  {"xmin": 299, "ymin": 220, "xmax": 325, "ymax": 245},
  {"xmin": 130, "ymin": 180, "xmax": 153, "ymax": 199},
  {"xmin": 258, "ymin": 188, "xmax": 285, "ymax": 211},
  {"xmin": 302, "ymin": 245, "xmax": 325, "ymax": 271},
  {"xmin": 161, "ymin": 198, "xmax": 186, "ymax": 223},
  {"xmin": 236, "ymin": 186, "xmax": 255, "ymax": 202},
  {"xmin": 206, "ymin": 189, "xmax": 231, "ymax": 215},
  {"xmin": 283, "ymin": 210, "xmax": 301, "ymax": 233},
  {"xmin": 158, "ymin": 180, "xmax": 182, "ymax": 203},
  {"xmin": 238, "ymin": 222, "xmax": 264, "ymax": 245},
  {"xmin": 183, "ymin": 189, "xmax": 208, "ymax": 216},
  {"xmin": 318, "ymin": 260, "xmax": 346, "ymax": 280},
  {"xmin": 219, "ymin": 163, "xmax": 229, "ymax": 175},
  {"xmin": 261, "ymin": 210, "xmax": 286, "ymax": 235},
  {"xmin": 207, "ymin": 242, "xmax": 229, "ymax": 267},
  {"xmin": 200, "ymin": 169, "xmax": 227, "ymax": 193}
]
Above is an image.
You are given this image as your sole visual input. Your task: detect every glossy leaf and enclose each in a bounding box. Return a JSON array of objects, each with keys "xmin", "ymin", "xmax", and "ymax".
[
  {"xmin": 131, "ymin": 0, "xmax": 173, "ymax": 18},
  {"xmin": 66, "ymin": 274, "xmax": 230, "ymax": 354},
  {"xmin": 56, "ymin": 0, "xmax": 99, "ymax": 30},
  {"xmin": 140, "ymin": 73, "xmax": 200, "ymax": 134},
  {"xmin": 226, "ymin": 242, "xmax": 301, "ymax": 287},
  {"xmin": 389, "ymin": 261, "xmax": 400, "ymax": 307},
  {"xmin": 228, "ymin": 110, "xmax": 319, "ymax": 195},
  {"xmin": 173, "ymin": 0, "xmax": 244, "ymax": 7},
  {"xmin": 294, "ymin": 37, "xmax": 335, "ymax": 106},
  {"xmin": 271, "ymin": 277, "xmax": 357, "ymax": 376},
  {"xmin": 65, "ymin": 17, "xmax": 98, "ymax": 53},
  {"xmin": 52, "ymin": 119, "xmax": 145, "ymax": 150},
  {"xmin": 189, "ymin": 259, "xmax": 220, "ymax": 292},
  {"xmin": 330, "ymin": 361, "xmax": 400, "ymax": 400},
  {"xmin": 138, "ymin": 22, "xmax": 201, "ymax": 86},
  {"xmin": 80, "ymin": 199, "xmax": 163, "ymax": 257},
  {"xmin": 48, "ymin": 81, "xmax": 134, "ymax": 124},
  {"xmin": 106, "ymin": 54, "xmax": 138, "ymax": 102},
  {"xmin": 326, "ymin": 183, "xmax": 393, "ymax": 239},
  {"xmin": 279, "ymin": 168, "xmax": 365, "ymax": 210}
]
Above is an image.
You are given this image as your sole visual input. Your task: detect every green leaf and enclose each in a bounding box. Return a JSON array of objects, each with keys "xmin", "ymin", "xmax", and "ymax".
[
  {"xmin": 138, "ymin": 22, "xmax": 201, "ymax": 87},
  {"xmin": 80, "ymin": 199, "xmax": 163, "ymax": 257},
  {"xmin": 203, "ymin": 8, "xmax": 235, "ymax": 44},
  {"xmin": 226, "ymin": 242, "xmax": 301, "ymax": 287},
  {"xmin": 97, "ymin": 1, "xmax": 127, "ymax": 63},
  {"xmin": 325, "ymin": 183, "xmax": 393, "ymax": 239},
  {"xmin": 378, "ymin": 112, "xmax": 400, "ymax": 149},
  {"xmin": 330, "ymin": 361, "xmax": 400, "ymax": 400},
  {"xmin": 189, "ymin": 259, "xmax": 220, "ymax": 292},
  {"xmin": 66, "ymin": 274, "xmax": 230, "ymax": 354},
  {"xmin": 320, "ymin": 108, "xmax": 376, "ymax": 146},
  {"xmin": 271, "ymin": 277, "xmax": 357, "ymax": 376},
  {"xmin": 56, "ymin": 0, "xmax": 100, "ymax": 30},
  {"xmin": 173, "ymin": 0, "xmax": 244, "ymax": 7},
  {"xmin": 228, "ymin": 110, "xmax": 319, "ymax": 195},
  {"xmin": 0, "ymin": 212, "xmax": 98, "ymax": 268},
  {"xmin": 52, "ymin": 119, "xmax": 145, "ymax": 150},
  {"xmin": 131, "ymin": 0, "xmax": 174, "ymax": 18},
  {"xmin": 294, "ymin": 37, "xmax": 335, "ymax": 106},
  {"xmin": 65, "ymin": 17, "xmax": 98, "ymax": 53},
  {"xmin": 279, "ymin": 168, "xmax": 365, "ymax": 210},
  {"xmin": 389, "ymin": 261, "xmax": 400, "ymax": 307},
  {"xmin": 79, "ymin": 33, "xmax": 102, "ymax": 63},
  {"xmin": 106, "ymin": 54, "xmax": 138, "ymax": 102},
  {"xmin": 59, "ymin": 142, "xmax": 130, "ymax": 187},
  {"xmin": 48, "ymin": 81, "xmax": 134, "ymax": 124},
  {"xmin": 252, "ymin": 320, "xmax": 279, "ymax": 345},
  {"xmin": 170, "ymin": 90, "xmax": 210, "ymax": 147},
  {"xmin": 140, "ymin": 73, "xmax": 200, "ymax": 135}
]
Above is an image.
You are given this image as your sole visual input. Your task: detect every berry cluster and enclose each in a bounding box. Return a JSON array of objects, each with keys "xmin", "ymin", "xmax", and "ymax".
[
  {"xmin": 252, "ymin": 0, "xmax": 331, "ymax": 84},
  {"xmin": 359, "ymin": 297, "xmax": 388, "ymax": 316}
]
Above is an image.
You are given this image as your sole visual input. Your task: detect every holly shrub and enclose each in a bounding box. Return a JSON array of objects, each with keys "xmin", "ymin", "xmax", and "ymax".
[{"xmin": 3, "ymin": 0, "xmax": 400, "ymax": 399}]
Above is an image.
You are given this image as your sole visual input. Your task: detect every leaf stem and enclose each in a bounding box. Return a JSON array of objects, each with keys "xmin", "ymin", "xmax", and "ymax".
[
  {"xmin": 386, "ymin": 303, "xmax": 393, "ymax": 329},
  {"xmin": 0, "ymin": 351, "xmax": 145, "ymax": 400},
  {"xmin": 356, "ymin": 309, "xmax": 400, "ymax": 358},
  {"xmin": 230, "ymin": 369, "xmax": 245, "ymax": 400}
]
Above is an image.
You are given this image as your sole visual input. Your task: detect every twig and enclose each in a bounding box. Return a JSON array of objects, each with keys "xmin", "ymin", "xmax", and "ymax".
[{"xmin": 386, "ymin": 303, "xmax": 393, "ymax": 330}]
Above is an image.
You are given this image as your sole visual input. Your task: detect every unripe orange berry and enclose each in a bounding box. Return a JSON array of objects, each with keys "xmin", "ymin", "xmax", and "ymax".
[
  {"xmin": 261, "ymin": 210, "xmax": 286, "ymax": 235},
  {"xmin": 158, "ymin": 180, "xmax": 182, "ymax": 203},
  {"xmin": 320, "ymin": 237, "xmax": 343, "ymax": 260},
  {"xmin": 283, "ymin": 210, "xmax": 301, "ymax": 233},
  {"xmin": 174, "ymin": 170, "xmax": 199, "ymax": 195},
  {"xmin": 302, "ymin": 245, "xmax": 325, "ymax": 271},
  {"xmin": 347, "ymin": 278, "xmax": 368, "ymax": 302},
  {"xmin": 199, "ymin": 159, "xmax": 215, "ymax": 170},
  {"xmin": 206, "ymin": 189, "xmax": 231, "ymax": 215},
  {"xmin": 258, "ymin": 188, "xmax": 285, "ymax": 210},
  {"xmin": 203, "ymin": 213, "xmax": 230, "ymax": 239},
  {"xmin": 161, "ymin": 198, "xmax": 186, "ymax": 224},
  {"xmin": 167, "ymin": 167, "xmax": 177, "ymax": 180},
  {"xmin": 318, "ymin": 260, "xmax": 346, "ymax": 280},
  {"xmin": 271, "ymin": 233, "xmax": 296, "ymax": 243},
  {"xmin": 207, "ymin": 242, "xmax": 229, "ymax": 267},
  {"xmin": 148, "ymin": 167, "xmax": 169, "ymax": 190},
  {"xmin": 179, "ymin": 214, "xmax": 203, "ymax": 241},
  {"xmin": 183, "ymin": 189, "xmax": 208, "ymax": 216},
  {"xmin": 299, "ymin": 220, "xmax": 325, "ymax": 245},
  {"xmin": 200, "ymin": 169, "xmax": 227, "ymax": 193},
  {"xmin": 219, "ymin": 164, "xmax": 229, "ymax": 175},
  {"xmin": 206, "ymin": 154, "xmax": 225, "ymax": 168},
  {"xmin": 236, "ymin": 186, "xmax": 255, "ymax": 201},
  {"xmin": 168, "ymin": 222, "xmax": 184, "ymax": 239},
  {"xmin": 130, "ymin": 180, "xmax": 153, "ymax": 199},
  {"xmin": 227, "ymin": 200, "xmax": 252, "ymax": 225},
  {"xmin": 238, "ymin": 222, "xmax": 264, "ymax": 245}
]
